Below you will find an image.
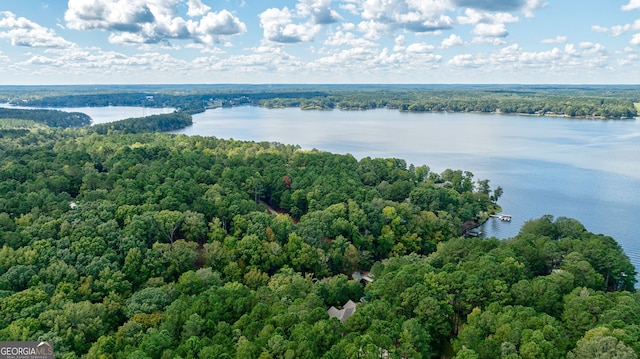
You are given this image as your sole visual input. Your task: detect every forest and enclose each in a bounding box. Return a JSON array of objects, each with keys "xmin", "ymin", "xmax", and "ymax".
[
  {"xmin": 0, "ymin": 100, "xmax": 639, "ymax": 359},
  {"xmin": 2, "ymin": 84, "xmax": 639, "ymax": 119},
  {"xmin": 89, "ymin": 112, "xmax": 193, "ymax": 135},
  {"xmin": 0, "ymin": 108, "xmax": 91, "ymax": 128}
]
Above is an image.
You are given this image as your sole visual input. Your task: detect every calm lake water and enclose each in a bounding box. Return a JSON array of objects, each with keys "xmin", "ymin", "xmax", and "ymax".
[
  {"xmin": 173, "ymin": 106, "xmax": 640, "ymax": 278},
  {"xmin": 0, "ymin": 104, "xmax": 174, "ymax": 124}
]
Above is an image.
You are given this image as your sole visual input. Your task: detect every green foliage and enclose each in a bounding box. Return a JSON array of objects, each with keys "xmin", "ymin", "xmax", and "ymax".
[
  {"xmin": 519, "ymin": 215, "xmax": 636, "ymax": 291},
  {"xmin": 0, "ymin": 119, "xmax": 637, "ymax": 358},
  {"xmin": 0, "ymin": 108, "xmax": 90, "ymax": 127},
  {"xmin": 567, "ymin": 327, "xmax": 638, "ymax": 359},
  {"xmin": 125, "ymin": 287, "xmax": 171, "ymax": 317},
  {"xmin": 89, "ymin": 112, "xmax": 192, "ymax": 134}
]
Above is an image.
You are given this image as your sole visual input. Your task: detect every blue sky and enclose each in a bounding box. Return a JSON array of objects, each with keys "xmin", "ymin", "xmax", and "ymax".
[{"xmin": 0, "ymin": 0, "xmax": 639, "ymax": 84}]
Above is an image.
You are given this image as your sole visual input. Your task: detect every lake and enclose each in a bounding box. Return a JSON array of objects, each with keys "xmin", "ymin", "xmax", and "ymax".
[
  {"xmin": 0, "ymin": 104, "xmax": 175, "ymax": 124},
  {"xmin": 173, "ymin": 106, "xmax": 640, "ymax": 278}
]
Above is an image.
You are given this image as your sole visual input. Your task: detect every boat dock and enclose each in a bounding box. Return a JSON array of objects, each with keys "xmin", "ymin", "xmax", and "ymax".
[{"xmin": 490, "ymin": 214, "xmax": 512, "ymax": 222}]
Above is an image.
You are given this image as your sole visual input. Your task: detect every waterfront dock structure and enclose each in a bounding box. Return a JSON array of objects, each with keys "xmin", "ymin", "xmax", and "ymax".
[{"xmin": 490, "ymin": 214, "xmax": 512, "ymax": 222}]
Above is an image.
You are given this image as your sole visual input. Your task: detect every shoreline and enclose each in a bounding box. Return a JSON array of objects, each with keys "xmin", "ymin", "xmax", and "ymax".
[
  {"xmin": 5, "ymin": 101, "xmax": 637, "ymax": 121},
  {"xmin": 462, "ymin": 204, "xmax": 503, "ymax": 237}
]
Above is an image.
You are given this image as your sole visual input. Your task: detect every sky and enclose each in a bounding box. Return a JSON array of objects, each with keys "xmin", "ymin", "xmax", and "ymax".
[{"xmin": 0, "ymin": 0, "xmax": 639, "ymax": 85}]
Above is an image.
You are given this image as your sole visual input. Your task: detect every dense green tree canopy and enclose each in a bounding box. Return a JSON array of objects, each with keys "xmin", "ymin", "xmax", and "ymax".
[
  {"xmin": 0, "ymin": 104, "xmax": 638, "ymax": 358},
  {"xmin": 0, "ymin": 108, "xmax": 91, "ymax": 127}
]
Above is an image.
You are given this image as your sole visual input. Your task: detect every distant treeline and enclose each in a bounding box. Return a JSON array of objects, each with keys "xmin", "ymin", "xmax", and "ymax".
[
  {"xmin": 4, "ymin": 85, "xmax": 640, "ymax": 119},
  {"xmin": 13, "ymin": 93, "xmax": 208, "ymax": 113},
  {"xmin": 261, "ymin": 91, "xmax": 639, "ymax": 119},
  {"xmin": 9, "ymin": 91, "xmax": 323, "ymax": 113},
  {"xmin": 0, "ymin": 108, "xmax": 91, "ymax": 128}
]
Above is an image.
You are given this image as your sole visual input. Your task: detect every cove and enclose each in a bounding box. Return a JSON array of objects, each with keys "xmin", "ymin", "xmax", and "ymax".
[{"xmin": 0, "ymin": 104, "xmax": 175, "ymax": 124}]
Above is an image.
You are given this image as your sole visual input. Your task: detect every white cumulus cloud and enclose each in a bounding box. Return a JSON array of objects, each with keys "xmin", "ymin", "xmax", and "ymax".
[
  {"xmin": 472, "ymin": 23, "xmax": 508, "ymax": 37},
  {"xmin": 406, "ymin": 42, "xmax": 435, "ymax": 53},
  {"xmin": 591, "ymin": 20, "xmax": 640, "ymax": 37},
  {"xmin": 591, "ymin": 25, "xmax": 608, "ymax": 33},
  {"xmin": 0, "ymin": 11, "xmax": 74, "ymax": 48},
  {"xmin": 564, "ymin": 43, "xmax": 578, "ymax": 56},
  {"xmin": 446, "ymin": 41, "xmax": 612, "ymax": 78},
  {"xmin": 187, "ymin": 0, "xmax": 211, "ymax": 17},
  {"xmin": 297, "ymin": 0, "xmax": 342, "ymax": 24},
  {"xmin": 259, "ymin": 7, "xmax": 319, "ymax": 43},
  {"xmin": 458, "ymin": 9, "xmax": 518, "ymax": 38},
  {"xmin": 521, "ymin": 0, "xmax": 548, "ymax": 18},
  {"xmin": 324, "ymin": 30, "xmax": 377, "ymax": 47},
  {"xmin": 441, "ymin": 33, "xmax": 464, "ymax": 48},
  {"xmin": 357, "ymin": 19, "xmax": 390, "ymax": 40},
  {"xmin": 622, "ymin": 0, "xmax": 640, "ymax": 11},
  {"xmin": 541, "ymin": 35, "xmax": 567, "ymax": 44},
  {"xmin": 452, "ymin": 0, "xmax": 547, "ymax": 17},
  {"xmin": 65, "ymin": 0, "xmax": 155, "ymax": 32},
  {"xmin": 65, "ymin": 0, "xmax": 246, "ymax": 45},
  {"xmin": 198, "ymin": 10, "xmax": 247, "ymax": 44},
  {"xmin": 259, "ymin": 0, "xmax": 341, "ymax": 43},
  {"xmin": 611, "ymin": 20, "xmax": 640, "ymax": 36},
  {"xmin": 360, "ymin": 0, "xmax": 454, "ymax": 36},
  {"xmin": 448, "ymin": 53, "xmax": 485, "ymax": 67},
  {"xmin": 393, "ymin": 34, "xmax": 406, "ymax": 51}
]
